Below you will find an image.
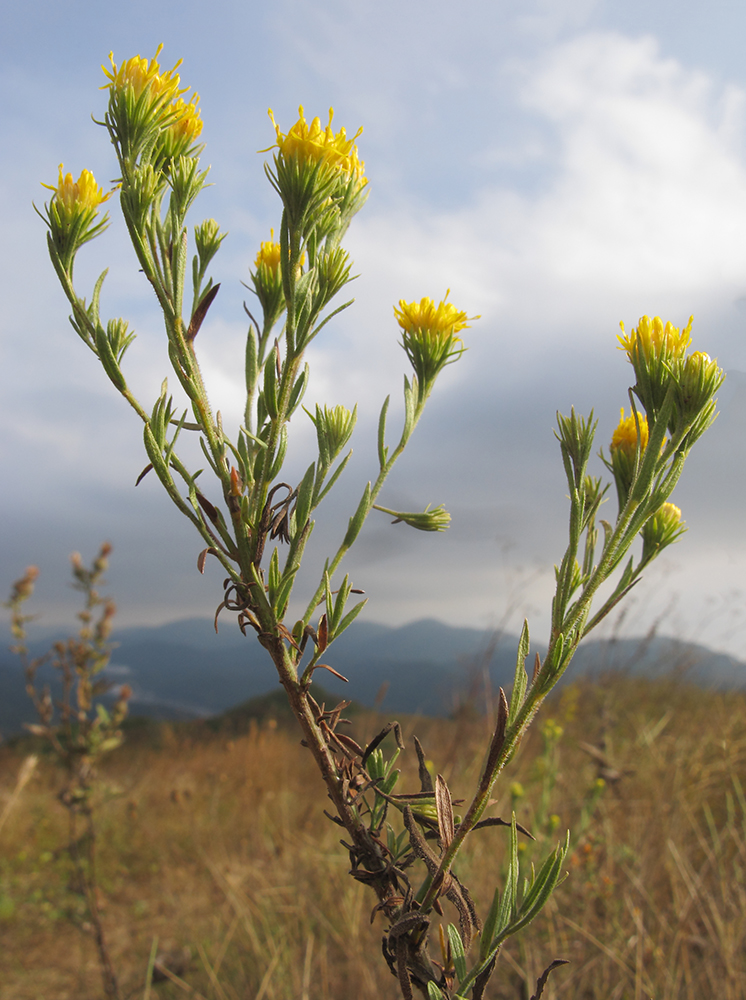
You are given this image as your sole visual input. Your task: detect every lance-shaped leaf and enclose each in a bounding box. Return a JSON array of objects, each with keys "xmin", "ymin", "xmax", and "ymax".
[{"xmin": 508, "ymin": 620, "xmax": 530, "ymax": 726}]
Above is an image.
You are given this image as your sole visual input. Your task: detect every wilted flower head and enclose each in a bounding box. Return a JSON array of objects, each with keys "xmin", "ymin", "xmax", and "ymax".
[{"xmin": 267, "ymin": 106, "xmax": 365, "ymax": 182}]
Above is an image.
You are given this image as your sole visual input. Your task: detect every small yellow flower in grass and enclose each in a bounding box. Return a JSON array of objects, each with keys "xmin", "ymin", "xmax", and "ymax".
[
  {"xmin": 395, "ymin": 291, "xmax": 477, "ymax": 387},
  {"xmin": 266, "ymin": 106, "xmax": 366, "ymax": 181},
  {"xmin": 102, "ymin": 44, "xmax": 184, "ymax": 103}
]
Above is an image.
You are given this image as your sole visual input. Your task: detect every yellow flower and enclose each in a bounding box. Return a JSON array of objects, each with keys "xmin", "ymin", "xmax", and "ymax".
[
  {"xmin": 253, "ymin": 230, "xmax": 305, "ymax": 273},
  {"xmin": 42, "ymin": 165, "xmax": 113, "ymax": 216},
  {"xmin": 610, "ymin": 408, "xmax": 649, "ymax": 457},
  {"xmin": 394, "ymin": 293, "xmax": 474, "ymax": 336},
  {"xmin": 266, "ymin": 106, "xmax": 366, "ymax": 181},
  {"xmin": 254, "ymin": 229, "xmax": 283, "ymax": 272},
  {"xmin": 617, "ymin": 315, "xmax": 692, "ymax": 364},
  {"xmin": 168, "ymin": 95, "xmax": 203, "ymax": 143},
  {"xmin": 102, "ymin": 44, "xmax": 184, "ymax": 103},
  {"xmin": 395, "ymin": 292, "xmax": 475, "ymax": 386}
]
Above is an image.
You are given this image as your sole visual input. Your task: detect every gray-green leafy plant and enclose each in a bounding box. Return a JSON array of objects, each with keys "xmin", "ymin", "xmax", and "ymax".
[{"xmin": 34, "ymin": 45, "xmax": 724, "ymax": 998}]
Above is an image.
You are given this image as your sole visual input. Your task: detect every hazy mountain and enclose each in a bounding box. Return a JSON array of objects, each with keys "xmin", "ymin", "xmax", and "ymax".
[{"xmin": 1, "ymin": 616, "xmax": 744, "ymax": 737}]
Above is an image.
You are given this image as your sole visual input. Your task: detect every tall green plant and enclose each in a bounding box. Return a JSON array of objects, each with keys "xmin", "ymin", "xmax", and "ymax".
[
  {"xmin": 6, "ymin": 546, "xmax": 129, "ymax": 1000},
  {"xmin": 36, "ymin": 45, "xmax": 724, "ymax": 998}
]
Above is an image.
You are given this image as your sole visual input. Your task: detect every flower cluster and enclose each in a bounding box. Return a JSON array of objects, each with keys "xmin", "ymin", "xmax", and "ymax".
[
  {"xmin": 617, "ymin": 315, "xmax": 723, "ymax": 447},
  {"xmin": 103, "ymin": 45, "xmax": 203, "ymax": 166},
  {"xmin": 263, "ymin": 107, "xmax": 368, "ymax": 244}
]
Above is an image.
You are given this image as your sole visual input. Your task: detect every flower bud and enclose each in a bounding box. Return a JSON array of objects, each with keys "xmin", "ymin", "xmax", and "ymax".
[
  {"xmin": 308, "ymin": 403, "xmax": 358, "ymax": 467},
  {"xmin": 373, "ymin": 503, "xmax": 451, "ymax": 532},
  {"xmin": 674, "ymin": 351, "xmax": 725, "ymax": 444},
  {"xmin": 640, "ymin": 502, "xmax": 686, "ymax": 564}
]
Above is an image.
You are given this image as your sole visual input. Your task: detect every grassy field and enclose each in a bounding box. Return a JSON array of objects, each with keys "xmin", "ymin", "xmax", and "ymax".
[{"xmin": 1, "ymin": 673, "xmax": 746, "ymax": 1000}]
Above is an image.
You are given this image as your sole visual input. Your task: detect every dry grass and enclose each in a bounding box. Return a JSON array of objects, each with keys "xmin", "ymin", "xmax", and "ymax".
[{"xmin": 1, "ymin": 675, "xmax": 746, "ymax": 999}]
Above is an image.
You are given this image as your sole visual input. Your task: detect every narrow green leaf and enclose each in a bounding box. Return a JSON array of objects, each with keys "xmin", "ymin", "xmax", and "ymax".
[
  {"xmin": 508, "ymin": 620, "xmax": 530, "ymax": 725},
  {"xmin": 333, "ymin": 597, "xmax": 368, "ymax": 642},
  {"xmin": 288, "ymin": 363, "xmax": 309, "ymax": 416},
  {"xmin": 447, "ymin": 924, "xmax": 467, "ymax": 984},
  {"xmin": 343, "ymin": 482, "xmax": 372, "ymax": 548},
  {"xmin": 480, "ymin": 887, "xmax": 501, "ymax": 962},
  {"xmin": 268, "ymin": 425, "xmax": 288, "ymax": 480},
  {"xmin": 294, "ymin": 462, "xmax": 316, "ymax": 531},
  {"xmin": 378, "ymin": 394, "xmax": 391, "ymax": 469}
]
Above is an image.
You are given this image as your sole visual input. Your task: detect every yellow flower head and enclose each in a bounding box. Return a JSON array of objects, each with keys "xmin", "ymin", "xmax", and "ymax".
[
  {"xmin": 42, "ymin": 165, "xmax": 113, "ymax": 216},
  {"xmin": 168, "ymin": 95, "xmax": 203, "ymax": 143},
  {"xmin": 254, "ymin": 229, "xmax": 283, "ymax": 272},
  {"xmin": 610, "ymin": 407, "xmax": 649, "ymax": 457},
  {"xmin": 395, "ymin": 292, "xmax": 475, "ymax": 385},
  {"xmin": 617, "ymin": 315, "xmax": 692, "ymax": 364},
  {"xmin": 253, "ymin": 229, "xmax": 305, "ymax": 274},
  {"xmin": 102, "ymin": 44, "xmax": 184, "ymax": 103},
  {"xmin": 267, "ymin": 106, "xmax": 366, "ymax": 181},
  {"xmin": 394, "ymin": 292, "xmax": 475, "ymax": 337}
]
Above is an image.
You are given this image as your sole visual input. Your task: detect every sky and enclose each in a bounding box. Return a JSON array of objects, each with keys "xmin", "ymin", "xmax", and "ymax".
[{"xmin": 2, "ymin": 0, "xmax": 746, "ymax": 661}]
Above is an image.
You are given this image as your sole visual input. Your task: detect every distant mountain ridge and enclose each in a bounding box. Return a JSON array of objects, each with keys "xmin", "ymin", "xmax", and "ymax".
[{"xmin": 1, "ymin": 616, "xmax": 744, "ymax": 737}]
